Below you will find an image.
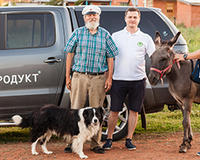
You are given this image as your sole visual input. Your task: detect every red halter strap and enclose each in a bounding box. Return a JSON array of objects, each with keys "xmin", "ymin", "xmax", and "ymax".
[{"xmin": 150, "ymin": 59, "xmax": 176, "ymax": 79}]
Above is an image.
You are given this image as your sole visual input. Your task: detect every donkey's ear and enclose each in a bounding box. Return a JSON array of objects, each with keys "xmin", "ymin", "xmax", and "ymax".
[
  {"xmin": 167, "ymin": 32, "xmax": 181, "ymax": 47},
  {"xmin": 154, "ymin": 31, "xmax": 162, "ymax": 46}
]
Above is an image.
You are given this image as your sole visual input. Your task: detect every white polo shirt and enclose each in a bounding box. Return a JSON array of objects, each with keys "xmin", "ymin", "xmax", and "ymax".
[{"xmin": 112, "ymin": 28, "xmax": 155, "ymax": 81}]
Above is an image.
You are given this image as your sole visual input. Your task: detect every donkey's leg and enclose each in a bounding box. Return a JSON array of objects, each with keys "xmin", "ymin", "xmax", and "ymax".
[
  {"xmin": 179, "ymin": 102, "xmax": 192, "ymax": 153},
  {"xmin": 187, "ymin": 102, "xmax": 193, "ymax": 149},
  {"xmin": 187, "ymin": 123, "xmax": 193, "ymax": 149},
  {"xmin": 188, "ymin": 122, "xmax": 193, "ymax": 143}
]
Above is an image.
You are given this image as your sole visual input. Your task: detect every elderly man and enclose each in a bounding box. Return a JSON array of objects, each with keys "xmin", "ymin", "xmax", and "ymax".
[{"xmin": 64, "ymin": 5, "xmax": 118, "ymax": 154}]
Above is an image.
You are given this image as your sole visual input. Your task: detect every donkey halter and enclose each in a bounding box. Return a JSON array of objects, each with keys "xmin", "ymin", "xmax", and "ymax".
[{"xmin": 150, "ymin": 59, "xmax": 176, "ymax": 79}]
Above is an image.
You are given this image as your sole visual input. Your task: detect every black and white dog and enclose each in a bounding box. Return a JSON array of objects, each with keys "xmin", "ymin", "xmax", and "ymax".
[{"xmin": 12, "ymin": 104, "xmax": 104, "ymax": 159}]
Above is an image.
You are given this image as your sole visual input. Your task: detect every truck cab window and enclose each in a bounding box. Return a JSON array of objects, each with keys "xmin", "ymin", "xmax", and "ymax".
[
  {"xmin": 75, "ymin": 11, "xmax": 174, "ymax": 40},
  {"xmin": 6, "ymin": 13, "xmax": 55, "ymax": 49}
]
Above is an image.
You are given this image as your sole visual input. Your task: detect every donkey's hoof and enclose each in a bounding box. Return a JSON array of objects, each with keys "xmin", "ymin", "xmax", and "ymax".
[
  {"xmin": 179, "ymin": 145, "xmax": 187, "ymax": 153},
  {"xmin": 186, "ymin": 143, "xmax": 192, "ymax": 149}
]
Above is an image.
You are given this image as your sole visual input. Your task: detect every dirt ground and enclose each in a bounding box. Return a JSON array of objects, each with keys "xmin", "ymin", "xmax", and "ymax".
[{"xmin": 1, "ymin": 132, "xmax": 200, "ymax": 160}]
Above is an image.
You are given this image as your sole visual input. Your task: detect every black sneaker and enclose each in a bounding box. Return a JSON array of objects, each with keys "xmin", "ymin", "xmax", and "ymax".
[
  {"xmin": 197, "ymin": 152, "xmax": 200, "ymax": 156},
  {"xmin": 103, "ymin": 139, "xmax": 112, "ymax": 150},
  {"xmin": 125, "ymin": 138, "xmax": 136, "ymax": 150},
  {"xmin": 64, "ymin": 144, "xmax": 72, "ymax": 153}
]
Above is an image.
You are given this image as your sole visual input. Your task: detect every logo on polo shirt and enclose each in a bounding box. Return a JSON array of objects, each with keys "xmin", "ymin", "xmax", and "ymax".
[{"xmin": 137, "ymin": 42, "xmax": 143, "ymax": 47}]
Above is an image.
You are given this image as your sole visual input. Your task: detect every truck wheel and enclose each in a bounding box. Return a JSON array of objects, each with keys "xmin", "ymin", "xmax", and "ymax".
[{"xmin": 101, "ymin": 95, "xmax": 128, "ymax": 141}]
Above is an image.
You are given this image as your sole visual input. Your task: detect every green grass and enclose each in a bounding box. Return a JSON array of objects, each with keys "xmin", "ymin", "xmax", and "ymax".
[
  {"xmin": 177, "ymin": 25, "xmax": 200, "ymax": 52},
  {"xmin": 135, "ymin": 104, "xmax": 200, "ymax": 135},
  {"xmin": 0, "ymin": 127, "xmax": 30, "ymax": 143},
  {"xmin": 0, "ymin": 127, "xmax": 61, "ymax": 143}
]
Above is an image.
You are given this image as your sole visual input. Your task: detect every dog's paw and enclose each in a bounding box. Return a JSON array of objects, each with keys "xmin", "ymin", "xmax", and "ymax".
[
  {"xmin": 79, "ymin": 154, "xmax": 88, "ymax": 159},
  {"xmin": 44, "ymin": 151, "xmax": 53, "ymax": 154},
  {"xmin": 32, "ymin": 151, "xmax": 39, "ymax": 155}
]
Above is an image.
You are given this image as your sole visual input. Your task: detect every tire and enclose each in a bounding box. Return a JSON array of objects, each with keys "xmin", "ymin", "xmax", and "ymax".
[{"xmin": 101, "ymin": 95, "xmax": 128, "ymax": 141}]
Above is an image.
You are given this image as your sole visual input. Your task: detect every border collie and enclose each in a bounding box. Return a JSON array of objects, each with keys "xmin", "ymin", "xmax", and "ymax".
[{"xmin": 12, "ymin": 104, "xmax": 104, "ymax": 159}]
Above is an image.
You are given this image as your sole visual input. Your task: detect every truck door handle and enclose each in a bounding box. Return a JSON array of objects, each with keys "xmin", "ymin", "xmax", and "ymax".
[{"xmin": 44, "ymin": 57, "xmax": 61, "ymax": 63}]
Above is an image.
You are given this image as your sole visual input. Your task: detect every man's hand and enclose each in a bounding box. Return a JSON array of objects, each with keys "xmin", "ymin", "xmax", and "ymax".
[
  {"xmin": 66, "ymin": 77, "xmax": 71, "ymax": 90},
  {"xmin": 174, "ymin": 54, "xmax": 184, "ymax": 62},
  {"xmin": 66, "ymin": 52, "xmax": 74, "ymax": 91},
  {"xmin": 105, "ymin": 57, "xmax": 114, "ymax": 92},
  {"xmin": 105, "ymin": 77, "xmax": 112, "ymax": 92}
]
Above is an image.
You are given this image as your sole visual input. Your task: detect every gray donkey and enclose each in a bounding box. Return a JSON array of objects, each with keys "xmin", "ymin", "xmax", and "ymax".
[{"xmin": 148, "ymin": 31, "xmax": 200, "ymax": 153}]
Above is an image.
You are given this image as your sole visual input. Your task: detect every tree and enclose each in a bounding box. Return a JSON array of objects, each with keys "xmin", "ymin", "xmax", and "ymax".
[
  {"xmin": 46, "ymin": 0, "xmax": 64, "ymax": 6},
  {"xmin": 46, "ymin": 0, "xmax": 85, "ymax": 6}
]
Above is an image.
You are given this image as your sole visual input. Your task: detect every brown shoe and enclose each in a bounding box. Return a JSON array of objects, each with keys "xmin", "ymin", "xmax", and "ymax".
[{"xmin": 90, "ymin": 146, "xmax": 105, "ymax": 154}]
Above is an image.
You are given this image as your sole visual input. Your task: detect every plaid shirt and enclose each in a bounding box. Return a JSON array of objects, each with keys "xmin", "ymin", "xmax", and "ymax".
[{"xmin": 64, "ymin": 26, "xmax": 118, "ymax": 73}]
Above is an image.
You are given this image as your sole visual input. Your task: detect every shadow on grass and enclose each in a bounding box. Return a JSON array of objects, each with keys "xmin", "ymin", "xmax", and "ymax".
[
  {"xmin": 0, "ymin": 127, "xmax": 61, "ymax": 144},
  {"xmin": 0, "ymin": 127, "xmax": 31, "ymax": 143}
]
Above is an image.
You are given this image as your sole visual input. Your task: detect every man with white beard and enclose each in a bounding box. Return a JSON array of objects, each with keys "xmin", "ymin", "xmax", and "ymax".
[{"xmin": 64, "ymin": 5, "xmax": 118, "ymax": 154}]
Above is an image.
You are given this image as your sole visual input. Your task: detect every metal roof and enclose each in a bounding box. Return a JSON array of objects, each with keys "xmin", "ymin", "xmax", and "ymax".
[{"xmin": 179, "ymin": 0, "xmax": 200, "ymax": 5}]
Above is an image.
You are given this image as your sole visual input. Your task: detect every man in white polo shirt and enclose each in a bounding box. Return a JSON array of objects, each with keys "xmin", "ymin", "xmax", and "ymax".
[{"xmin": 103, "ymin": 7, "xmax": 155, "ymax": 150}]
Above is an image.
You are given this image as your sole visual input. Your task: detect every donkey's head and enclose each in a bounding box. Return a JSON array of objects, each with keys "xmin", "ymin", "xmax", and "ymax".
[{"xmin": 148, "ymin": 31, "xmax": 181, "ymax": 85}]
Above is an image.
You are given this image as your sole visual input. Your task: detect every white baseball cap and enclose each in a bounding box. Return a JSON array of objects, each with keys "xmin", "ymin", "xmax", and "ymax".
[{"xmin": 82, "ymin": 5, "xmax": 101, "ymax": 15}]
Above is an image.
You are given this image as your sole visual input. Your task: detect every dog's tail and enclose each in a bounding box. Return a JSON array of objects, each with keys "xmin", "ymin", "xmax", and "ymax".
[{"xmin": 12, "ymin": 114, "xmax": 33, "ymax": 128}]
